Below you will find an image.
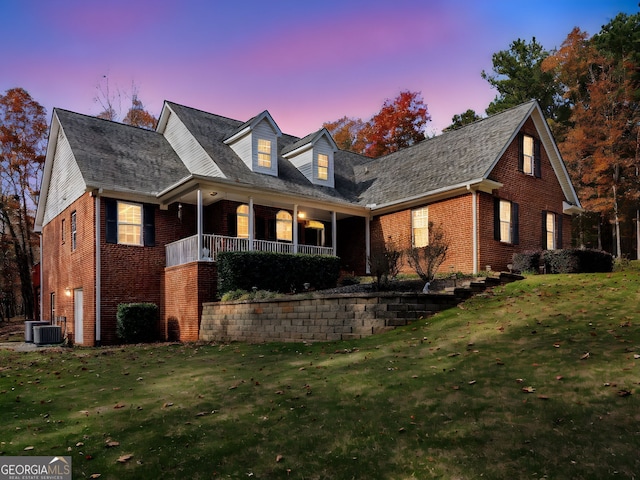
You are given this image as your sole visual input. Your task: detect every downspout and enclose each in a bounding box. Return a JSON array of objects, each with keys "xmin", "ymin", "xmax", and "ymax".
[
  {"xmin": 331, "ymin": 211, "xmax": 337, "ymax": 256},
  {"xmin": 94, "ymin": 192, "xmax": 101, "ymax": 346},
  {"xmin": 468, "ymin": 185, "xmax": 478, "ymax": 275},
  {"xmin": 39, "ymin": 234, "xmax": 43, "ymax": 321},
  {"xmin": 365, "ymin": 214, "xmax": 371, "ymax": 274}
]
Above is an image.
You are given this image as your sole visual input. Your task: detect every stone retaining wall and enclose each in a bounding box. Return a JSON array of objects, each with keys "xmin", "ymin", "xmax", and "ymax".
[{"xmin": 199, "ymin": 291, "xmax": 472, "ymax": 343}]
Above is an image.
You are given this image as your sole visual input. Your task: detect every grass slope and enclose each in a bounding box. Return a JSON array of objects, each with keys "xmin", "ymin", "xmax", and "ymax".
[{"xmin": 1, "ymin": 271, "xmax": 639, "ymax": 479}]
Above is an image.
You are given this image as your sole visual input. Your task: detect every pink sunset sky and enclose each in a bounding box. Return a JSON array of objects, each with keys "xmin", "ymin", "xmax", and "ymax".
[{"xmin": 1, "ymin": 0, "xmax": 637, "ymax": 137}]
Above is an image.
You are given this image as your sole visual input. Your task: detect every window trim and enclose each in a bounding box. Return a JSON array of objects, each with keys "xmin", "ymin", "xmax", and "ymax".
[
  {"xmin": 117, "ymin": 201, "xmax": 143, "ymax": 246},
  {"xmin": 494, "ymin": 198, "xmax": 519, "ymax": 245},
  {"xmin": 105, "ymin": 199, "xmax": 155, "ymax": 247},
  {"xmin": 276, "ymin": 210, "xmax": 293, "ymax": 242},
  {"xmin": 542, "ymin": 210, "xmax": 562, "ymax": 250},
  {"xmin": 317, "ymin": 153, "xmax": 329, "ymax": 181},
  {"xmin": 518, "ymin": 133, "xmax": 541, "ymax": 178},
  {"xmin": 236, "ymin": 204, "xmax": 249, "ymax": 239},
  {"xmin": 257, "ymin": 138, "xmax": 272, "ymax": 169},
  {"xmin": 412, "ymin": 206, "xmax": 429, "ymax": 248},
  {"xmin": 70, "ymin": 211, "xmax": 77, "ymax": 251}
]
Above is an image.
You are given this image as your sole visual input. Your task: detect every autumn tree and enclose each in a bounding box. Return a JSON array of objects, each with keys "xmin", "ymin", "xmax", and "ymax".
[
  {"xmin": 324, "ymin": 90, "xmax": 430, "ymax": 157},
  {"xmin": 443, "ymin": 109, "xmax": 482, "ymax": 132},
  {"xmin": 543, "ymin": 21, "xmax": 640, "ymax": 256},
  {"xmin": 482, "ymin": 37, "xmax": 569, "ymax": 135},
  {"xmin": 322, "ymin": 116, "xmax": 366, "ymax": 152},
  {"xmin": 0, "ymin": 88, "xmax": 47, "ymax": 319},
  {"xmin": 362, "ymin": 90, "xmax": 430, "ymax": 157}
]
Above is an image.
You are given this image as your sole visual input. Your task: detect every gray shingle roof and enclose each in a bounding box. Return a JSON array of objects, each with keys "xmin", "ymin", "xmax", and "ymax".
[
  {"xmin": 53, "ymin": 99, "xmax": 538, "ymax": 210},
  {"xmin": 354, "ymin": 101, "xmax": 536, "ymax": 206},
  {"xmin": 165, "ymin": 102, "xmax": 360, "ymax": 203},
  {"xmin": 55, "ymin": 109, "xmax": 190, "ymax": 195}
]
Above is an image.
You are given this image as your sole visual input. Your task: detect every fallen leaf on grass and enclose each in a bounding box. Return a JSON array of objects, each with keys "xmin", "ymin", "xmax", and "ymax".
[
  {"xmin": 276, "ymin": 454, "xmax": 284, "ymax": 463},
  {"xmin": 89, "ymin": 474, "xmax": 101, "ymax": 479},
  {"xmin": 468, "ymin": 380, "xmax": 476, "ymax": 385},
  {"xmin": 105, "ymin": 441, "xmax": 120, "ymax": 448},
  {"xmin": 537, "ymin": 395, "xmax": 550, "ymax": 400},
  {"xmin": 76, "ymin": 442, "xmax": 84, "ymax": 447},
  {"xmin": 24, "ymin": 446, "xmax": 34, "ymax": 451},
  {"xmin": 617, "ymin": 389, "xmax": 632, "ymax": 397},
  {"xmin": 522, "ymin": 386, "xmax": 536, "ymax": 393},
  {"xmin": 580, "ymin": 352, "xmax": 590, "ymax": 360},
  {"xmin": 162, "ymin": 402, "xmax": 174, "ymax": 409},
  {"xmin": 113, "ymin": 403, "xmax": 125, "ymax": 409},
  {"xmin": 79, "ymin": 410, "xmax": 90, "ymax": 416},
  {"xmin": 117, "ymin": 454, "xmax": 133, "ymax": 463}
]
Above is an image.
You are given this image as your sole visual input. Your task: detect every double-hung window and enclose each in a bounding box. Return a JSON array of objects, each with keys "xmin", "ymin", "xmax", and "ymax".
[
  {"xmin": 519, "ymin": 133, "xmax": 541, "ymax": 178},
  {"xmin": 542, "ymin": 211, "xmax": 562, "ymax": 250},
  {"xmin": 412, "ymin": 207, "xmax": 429, "ymax": 248},
  {"xmin": 257, "ymin": 139, "xmax": 272, "ymax": 169},
  {"xmin": 317, "ymin": 153, "xmax": 329, "ymax": 181},
  {"xmin": 494, "ymin": 199, "xmax": 519, "ymax": 244},
  {"xmin": 71, "ymin": 211, "xmax": 77, "ymax": 251},
  {"xmin": 117, "ymin": 202, "xmax": 142, "ymax": 245},
  {"xmin": 105, "ymin": 199, "xmax": 155, "ymax": 246}
]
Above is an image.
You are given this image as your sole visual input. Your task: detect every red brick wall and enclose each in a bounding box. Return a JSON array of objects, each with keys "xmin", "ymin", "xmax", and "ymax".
[
  {"xmin": 41, "ymin": 193, "xmax": 96, "ymax": 345},
  {"xmin": 162, "ymin": 262, "xmax": 217, "ymax": 341},
  {"xmin": 371, "ymin": 195, "xmax": 475, "ymax": 275},
  {"xmin": 99, "ymin": 198, "xmax": 189, "ymax": 345},
  {"xmin": 480, "ymin": 118, "xmax": 571, "ymax": 271}
]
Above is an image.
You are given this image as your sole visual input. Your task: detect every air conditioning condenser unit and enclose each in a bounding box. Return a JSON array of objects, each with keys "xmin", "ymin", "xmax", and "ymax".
[{"xmin": 33, "ymin": 325, "xmax": 62, "ymax": 345}]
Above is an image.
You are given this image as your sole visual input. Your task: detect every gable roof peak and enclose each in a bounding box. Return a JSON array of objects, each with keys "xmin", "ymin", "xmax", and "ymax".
[{"xmin": 282, "ymin": 127, "xmax": 338, "ymax": 157}]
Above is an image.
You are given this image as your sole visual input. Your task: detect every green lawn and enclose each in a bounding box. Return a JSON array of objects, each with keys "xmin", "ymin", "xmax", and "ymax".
[{"xmin": 1, "ymin": 270, "xmax": 640, "ymax": 479}]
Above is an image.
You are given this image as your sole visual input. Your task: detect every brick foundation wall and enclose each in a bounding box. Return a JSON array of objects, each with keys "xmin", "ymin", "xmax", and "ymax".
[
  {"xmin": 162, "ymin": 261, "xmax": 217, "ymax": 341},
  {"xmin": 200, "ymin": 292, "xmax": 466, "ymax": 343}
]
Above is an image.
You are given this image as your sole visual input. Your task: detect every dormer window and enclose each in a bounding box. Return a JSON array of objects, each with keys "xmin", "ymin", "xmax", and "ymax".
[
  {"xmin": 223, "ymin": 110, "xmax": 282, "ymax": 177},
  {"xmin": 258, "ymin": 139, "xmax": 272, "ymax": 169},
  {"xmin": 317, "ymin": 153, "xmax": 329, "ymax": 181},
  {"xmin": 282, "ymin": 128, "xmax": 337, "ymax": 188}
]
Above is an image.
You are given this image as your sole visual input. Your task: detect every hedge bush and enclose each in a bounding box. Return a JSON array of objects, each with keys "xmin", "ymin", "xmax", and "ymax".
[
  {"xmin": 546, "ymin": 248, "xmax": 613, "ymax": 273},
  {"xmin": 116, "ymin": 303, "xmax": 159, "ymax": 343},
  {"xmin": 513, "ymin": 249, "xmax": 613, "ymax": 274},
  {"xmin": 217, "ymin": 251, "xmax": 341, "ymax": 296},
  {"xmin": 512, "ymin": 251, "xmax": 542, "ymax": 273}
]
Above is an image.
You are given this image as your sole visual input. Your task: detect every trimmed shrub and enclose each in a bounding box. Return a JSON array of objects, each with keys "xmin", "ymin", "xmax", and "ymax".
[
  {"xmin": 217, "ymin": 251, "xmax": 341, "ymax": 296},
  {"xmin": 116, "ymin": 303, "xmax": 159, "ymax": 344},
  {"xmin": 541, "ymin": 249, "xmax": 613, "ymax": 274},
  {"xmin": 512, "ymin": 251, "xmax": 542, "ymax": 273}
]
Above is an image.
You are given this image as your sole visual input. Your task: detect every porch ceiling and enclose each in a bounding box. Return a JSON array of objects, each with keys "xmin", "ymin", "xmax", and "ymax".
[{"xmin": 166, "ymin": 187, "xmax": 358, "ymax": 222}]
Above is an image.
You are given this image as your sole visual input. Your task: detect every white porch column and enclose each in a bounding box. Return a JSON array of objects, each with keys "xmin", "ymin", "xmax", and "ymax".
[
  {"xmin": 197, "ymin": 189, "xmax": 203, "ymax": 260},
  {"xmin": 293, "ymin": 204, "xmax": 299, "ymax": 254},
  {"xmin": 365, "ymin": 215, "xmax": 371, "ymax": 274},
  {"xmin": 331, "ymin": 211, "xmax": 337, "ymax": 256},
  {"xmin": 248, "ymin": 197, "xmax": 255, "ymax": 250}
]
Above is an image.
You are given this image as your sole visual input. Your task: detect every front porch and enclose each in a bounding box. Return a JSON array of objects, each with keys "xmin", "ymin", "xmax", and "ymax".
[{"xmin": 166, "ymin": 234, "xmax": 335, "ymax": 267}]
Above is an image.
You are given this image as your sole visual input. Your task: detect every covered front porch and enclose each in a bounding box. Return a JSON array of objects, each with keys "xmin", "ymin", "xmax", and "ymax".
[
  {"xmin": 159, "ymin": 182, "xmax": 370, "ymax": 270},
  {"xmin": 166, "ymin": 234, "xmax": 335, "ymax": 267}
]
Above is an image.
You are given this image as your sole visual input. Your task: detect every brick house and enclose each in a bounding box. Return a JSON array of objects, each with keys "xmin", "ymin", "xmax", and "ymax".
[{"xmin": 34, "ymin": 99, "xmax": 581, "ymax": 345}]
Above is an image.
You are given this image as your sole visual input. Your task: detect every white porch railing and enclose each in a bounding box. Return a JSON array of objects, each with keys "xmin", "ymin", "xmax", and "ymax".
[{"xmin": 166, "ymin": 234, "xmax": 335, "ymax": 267}]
